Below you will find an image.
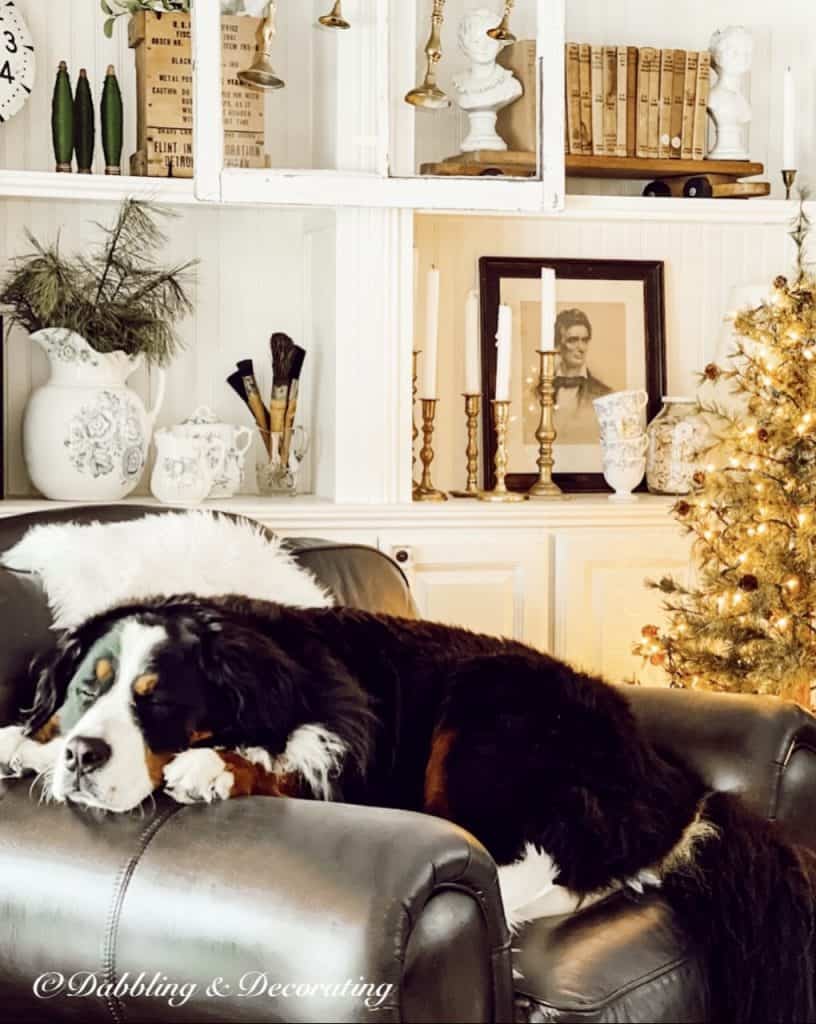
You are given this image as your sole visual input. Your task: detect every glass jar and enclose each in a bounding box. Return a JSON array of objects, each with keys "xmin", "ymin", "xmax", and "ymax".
[{"xmin": 646, "ymin": 398, "xmax": 708, "ymax": 495}]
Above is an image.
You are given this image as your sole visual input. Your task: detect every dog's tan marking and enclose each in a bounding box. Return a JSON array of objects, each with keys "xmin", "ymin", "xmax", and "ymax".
[
  {"xmin": 32, "ymin": 714, "xmax": 61, "ymax": 744},
  {"xmin": 95, "ymin": 658, "xmax": 114, "ymax": 682},
  {"xmin": 219, "ymin": 751, "xmax": 301, "ymax": 798},
  {"xmin": 133, "ymin": 673, "xmax": 159, "ymax": 696},
  {"xmin": 424, "ymin": 728, "xmax": 456, "ymax": 818},
  {"xmin": 144, "ymin": 747, "xmax": 175, "ymax": 788},
  {"xmin": 190, "ymin": 729, "xmax": 214, "ymax": 744}
]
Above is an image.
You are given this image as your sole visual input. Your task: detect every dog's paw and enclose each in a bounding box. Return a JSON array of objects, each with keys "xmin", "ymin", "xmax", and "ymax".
[
  {"xmin": 0, "ymin": 725, "xmax": 27, "ymax": 778},
  {"xmin": 163, "ymin": 749, "xmax": 234, "ymax": 805}
]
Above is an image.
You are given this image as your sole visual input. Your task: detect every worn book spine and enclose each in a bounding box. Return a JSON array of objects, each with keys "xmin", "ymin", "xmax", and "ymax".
[
  {"xmin": 565, "ymin": 43, "xmax": 581, "ymax": 154},
  {"xmin": 626, "ymin": 46, "xmax": 638, "ymax": 157},
  {"xmin": 647, "ymin": 48, "xmax": 661, "ymax": 159},
  {"xmin": 657, "ymin": 48, "xmax": 674, "ymax": 158},
  {"xmin": 635, "ymin": 47, "xmax": 653, "ymax": 158},
  {"xmin": 669, "ymin": 49, "xmax": 686, "ymax": 158},
  {"xmin": 692, "ymin": 51, "xmax": 711, "ymax": 160},
  {"xmin": 591, "ymin": 45, "xmax": 604, "ymax": 154},
  {"xmin": 616, "ymin": 45, "xmax": 628, "ymax": 157},
  {"xmin": 579, "ymin": 43, "xmax": 594, "ymax": 154},
  {"xmin": 603, "ymin": 46, "xmax": 618, "ymax": 156},
  {"xmin": 681, "ymin": 50, "xmax": 699, "ymax": 159}
]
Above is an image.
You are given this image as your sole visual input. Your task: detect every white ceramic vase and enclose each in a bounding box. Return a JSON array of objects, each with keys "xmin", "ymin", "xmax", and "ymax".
[{"xmin": 23, "ymin": 328, "xmax": 165, "ymax": 501}]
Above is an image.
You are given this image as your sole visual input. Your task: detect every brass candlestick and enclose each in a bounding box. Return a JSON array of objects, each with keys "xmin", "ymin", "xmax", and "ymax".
[
  {"xmin": 782, "ymin": 169, "xmax": 797, "ymax": 200},
  {"xmin": 479, "ymin": 400, "xmax": 528, "ymax": 503},
  {"xmin": 405, "ymin": 0, "xmax": 450, "ymax": 110},
  {"xmin": 450, "ymin": 394, "xmax": 482, "ymax": 498},
  {"xmin": 412, "ymin": 351, "xmax": 422, "ymax": 500},
  {"xmin": 238, "ymin": 1, "xmax": 285, "ymax": 91},
  {"xmin": 528, "ymin": 351, "xmax": 565, "ymax": 499},
  {"xmin": 487, "ymin": 0, "xmax": 516, "ymax": 42},
  {"xmin": 415, "ymin": 399, "xmax": 448, "ymax": 501},
  {"xmin": 318, "ymin": 2, "xmax": 350, "ymax": 30}
]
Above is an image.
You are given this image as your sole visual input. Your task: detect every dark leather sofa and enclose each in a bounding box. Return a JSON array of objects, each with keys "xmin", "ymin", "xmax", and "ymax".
[{"xmin": 1, "ymin": 506, "xmax": 815, "ymax": 1024}]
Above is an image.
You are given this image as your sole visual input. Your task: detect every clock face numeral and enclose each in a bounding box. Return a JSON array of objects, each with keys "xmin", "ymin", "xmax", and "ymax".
[{"xmin": 0, "ymin": 2, "xmax": 34, "ymax": 121}]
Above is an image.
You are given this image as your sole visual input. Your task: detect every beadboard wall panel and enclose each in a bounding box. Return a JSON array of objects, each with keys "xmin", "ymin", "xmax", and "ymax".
[
  {"xmin": 414, "ymin": 212, "xmax": 792, "ymax": 493},
  {"xmin": 0, "ymin": 198, "xmax": 334, "ymax": 497}
]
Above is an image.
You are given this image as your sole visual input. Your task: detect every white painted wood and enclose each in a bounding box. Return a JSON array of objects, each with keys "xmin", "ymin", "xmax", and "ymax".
[
  {"xmin": 219, "ymin": 166, "xmax": 548, "ymax": 211},
  {"xmin": 553, "ymin": 527, "xmax": 692, "ymax": 685},
  {"xmin": 192, "ymin": 0, "xmax": 224, "ymax": 201},
  {"xmin": 379, "ymin": 529, "xmax": 552, "ymax": 648},
  {"xmin": 0, "ymin": 171, "xmax": 197, "ymax": 205}
]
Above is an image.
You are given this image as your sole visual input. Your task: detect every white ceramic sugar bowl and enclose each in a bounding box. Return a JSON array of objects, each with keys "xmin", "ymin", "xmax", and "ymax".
[{"xmin": 174, "ymin": 407, "xmax": 253, "ymax": 499}]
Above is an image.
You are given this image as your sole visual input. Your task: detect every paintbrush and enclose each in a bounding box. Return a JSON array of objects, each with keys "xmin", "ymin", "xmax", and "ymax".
[
  {"xmin": 281, "ymin": 345, "xmax": 307, "ymax": 467},
  {"xmin": 236, "ymin": 359, "xmax": 271, "ymax": 454},
  {"xmin": 269, "ymin": 333, "xmax": 297, "ymax": 461}
]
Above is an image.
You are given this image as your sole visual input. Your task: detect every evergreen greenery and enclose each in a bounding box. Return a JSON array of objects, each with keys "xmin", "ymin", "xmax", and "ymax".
[
  {"xmin": 636, "ymin": 203, "xmax": 816, "ymax": 704},
  {"xmin": 0, "ymin": 199, "xmax": 197, "ymax": 366}
]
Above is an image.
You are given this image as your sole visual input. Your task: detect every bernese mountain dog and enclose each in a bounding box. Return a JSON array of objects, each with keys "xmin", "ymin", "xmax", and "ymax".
[{"xmin": 0, "ymin": 594, "xmax": 815, "ymax": 1023}]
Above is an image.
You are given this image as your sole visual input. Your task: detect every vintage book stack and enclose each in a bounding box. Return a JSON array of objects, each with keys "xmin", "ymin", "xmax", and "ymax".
[{"xmin": 565, "ymin": 44, "xmax": 712, "ymax": 161}]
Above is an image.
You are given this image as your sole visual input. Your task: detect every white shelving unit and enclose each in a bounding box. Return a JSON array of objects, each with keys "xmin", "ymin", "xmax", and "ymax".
[{"xmin": 0, "ymin": 0, "xmax": 812, "ymax": 680}]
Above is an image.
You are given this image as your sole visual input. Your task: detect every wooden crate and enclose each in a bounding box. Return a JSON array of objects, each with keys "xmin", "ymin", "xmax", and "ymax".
[{"xmin": 129, "ymin": 11, "xmax": 267, "ymax": 178}]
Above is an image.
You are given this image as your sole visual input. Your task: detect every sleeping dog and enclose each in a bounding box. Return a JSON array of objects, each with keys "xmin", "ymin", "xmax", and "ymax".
[{"xmin": 1, "ymin": 594, "xmax": 815, "ymax": 1023}]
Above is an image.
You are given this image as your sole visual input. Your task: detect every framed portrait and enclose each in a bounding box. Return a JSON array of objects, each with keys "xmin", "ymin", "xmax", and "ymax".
[{"xmin": 479, "ymin": 257, "xmax": 666, "ymax": 493}]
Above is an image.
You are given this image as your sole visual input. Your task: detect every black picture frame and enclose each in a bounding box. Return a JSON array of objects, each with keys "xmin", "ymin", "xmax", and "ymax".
[{"xmin": 479, "ymin": 257, "xmax": 666, "ymax": 493}]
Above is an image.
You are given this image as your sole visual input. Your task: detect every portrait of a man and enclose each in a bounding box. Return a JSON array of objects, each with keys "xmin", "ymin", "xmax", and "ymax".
[{"xmin": 553, "ymin": 308, "xmax": 613, "ymax": 445}]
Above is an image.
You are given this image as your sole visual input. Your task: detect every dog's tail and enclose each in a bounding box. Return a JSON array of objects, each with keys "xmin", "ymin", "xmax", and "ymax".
[{"xmin": 664, "ymin": 791, "xmax": 816, "ymax": 1024}]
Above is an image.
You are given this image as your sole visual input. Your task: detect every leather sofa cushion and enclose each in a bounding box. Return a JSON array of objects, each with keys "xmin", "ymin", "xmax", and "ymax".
[{"xmin": 513, "ymin": 890, "xmax": 707, "ymax": 1023}]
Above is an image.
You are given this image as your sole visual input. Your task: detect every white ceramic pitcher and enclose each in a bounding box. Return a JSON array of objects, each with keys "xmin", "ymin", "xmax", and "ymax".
[{"xmin": 23, "ymin": 329, "xmax": 165, "ymax": 501}]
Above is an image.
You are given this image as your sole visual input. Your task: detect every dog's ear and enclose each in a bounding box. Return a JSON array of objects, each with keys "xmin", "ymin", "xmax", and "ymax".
[
  {"xmin": 193, "ymin": 615, "xmax": 312, "ymax": 750},
  {"xmin": 23, "ymin": 630, "xmax": 92, "ymax": 737}
]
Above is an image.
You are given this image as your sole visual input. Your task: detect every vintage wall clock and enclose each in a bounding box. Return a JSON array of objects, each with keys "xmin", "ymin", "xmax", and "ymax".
[{"xmin": 0, "ymin": 1, "xmax": 35, "ymax": 123}]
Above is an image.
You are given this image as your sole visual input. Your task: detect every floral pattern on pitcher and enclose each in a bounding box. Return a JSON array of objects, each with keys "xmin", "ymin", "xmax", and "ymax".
[
  {"xmin": 64, "ymin": 391, "xmax": 146, "ymax": 484},
  {"xmin": 42, "ymin": 331, "xmax": 101, "ymax": 368}
]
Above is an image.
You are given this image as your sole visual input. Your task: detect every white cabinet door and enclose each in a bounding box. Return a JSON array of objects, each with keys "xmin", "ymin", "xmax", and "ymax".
[
  {"xmin": 378, "ymin": 531, "xmax": 552, "ymax": 650},
  {"xmin": 554, "ymin": 527, "xmax": 692, "ymax": 686}
]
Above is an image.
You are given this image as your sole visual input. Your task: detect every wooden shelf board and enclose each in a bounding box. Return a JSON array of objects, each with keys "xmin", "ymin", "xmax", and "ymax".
[
  {"xmin": 0, "ymin": 170, "xmax": 198, "ymax": 205},
  {"xmin": 566, "ymin": 155, "xmax": 765, "ymax": 181}
]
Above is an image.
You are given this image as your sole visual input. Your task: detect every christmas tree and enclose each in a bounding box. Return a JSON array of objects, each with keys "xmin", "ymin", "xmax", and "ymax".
[{"xmin": 637, "ymin": 204, "xmax": 815, "ymax": 705}]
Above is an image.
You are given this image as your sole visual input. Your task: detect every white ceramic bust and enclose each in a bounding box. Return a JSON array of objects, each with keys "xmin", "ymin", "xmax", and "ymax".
[
  {"xmin": 452, "ymin": 8, "xmax": 522, "ymax": 153},
  {"xmin": 708, "ymin": 26, "xmax": 753, "ymax": 161}
]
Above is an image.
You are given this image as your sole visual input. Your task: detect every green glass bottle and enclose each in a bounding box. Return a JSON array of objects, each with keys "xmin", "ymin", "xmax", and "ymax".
[
  {"xmin": 51, "ymin": 61, "xmax": 73, "ymax": 173},
  {"xmin": 74, "ymin": 68, "xmax": 95, "ymax": 174},
  {"xmin": 101, "ymin": 65, "xmax": 123, "ymax": 176}
]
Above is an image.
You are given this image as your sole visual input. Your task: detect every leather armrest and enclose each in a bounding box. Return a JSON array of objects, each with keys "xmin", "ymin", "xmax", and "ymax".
[
  {"xmin": 0, "ymin": 785, "xmax": 513, "ymax": 1023},
  {"xmin": 620, "ymin": 685, "xmax": 816, "ymax": 848}
]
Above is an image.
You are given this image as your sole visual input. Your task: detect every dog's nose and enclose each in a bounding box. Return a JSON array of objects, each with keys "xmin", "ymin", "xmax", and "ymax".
[{"xmin": 64, "ymin": 737, "xmax": 112, "ymax": 774}]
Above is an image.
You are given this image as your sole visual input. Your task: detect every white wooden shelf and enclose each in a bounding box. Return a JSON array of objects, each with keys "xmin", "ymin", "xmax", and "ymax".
[
  {"xmin": 0, "ymin": 494, "xmax": 677, "ymax": 532},
  {"xmin": 561, "ymin": 194, "xmax": 805, "ymax": 225},
  {"xmin": 0, "ymin": 170, "xmax": 197, "ymax": 206}
]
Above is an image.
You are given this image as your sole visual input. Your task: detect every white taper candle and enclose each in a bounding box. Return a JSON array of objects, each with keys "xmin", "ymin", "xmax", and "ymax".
[
  {"xmin": 783, "ymin": 66, "xmax": 797, "ymax": 170},
  {"xmin": 420, "ymin": 266, "xmax": 440, "ymax": 399},
  {"xmin": 539, "ymin": 268, "xmax": 557, "ymax": 351},
  {"xmin": 495, "ymin": 305, "xmax": 512, "ymax": 402},
  {"xmin": 464, "ymin": 290, "xmax": 481, "ymax": 394}
]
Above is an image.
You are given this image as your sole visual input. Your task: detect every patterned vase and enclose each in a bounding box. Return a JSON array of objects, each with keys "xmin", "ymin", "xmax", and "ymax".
[{"xmin": 23, "ymin": 328, "xmax": 165, "ymax": 501}]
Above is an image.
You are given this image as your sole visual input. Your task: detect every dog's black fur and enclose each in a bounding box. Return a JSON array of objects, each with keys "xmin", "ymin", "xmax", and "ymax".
[{"xmin": 24, "ymin": 594, "xmax": 816, "ymax": 1023}]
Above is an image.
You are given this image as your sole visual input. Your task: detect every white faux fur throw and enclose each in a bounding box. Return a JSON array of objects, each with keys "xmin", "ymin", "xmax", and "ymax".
[{"xmin": 1, "ymin": 511, "xmax": 333, "ymax": 629}]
